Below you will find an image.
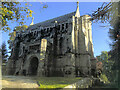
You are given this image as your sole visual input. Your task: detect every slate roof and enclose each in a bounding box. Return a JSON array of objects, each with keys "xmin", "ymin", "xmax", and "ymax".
[{"xmin": 28, "ymin": 11, "xmax": 76, "ymax": 30}]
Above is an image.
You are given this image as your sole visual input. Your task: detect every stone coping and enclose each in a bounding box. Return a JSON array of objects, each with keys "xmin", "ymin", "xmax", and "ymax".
[{"xmin": 63, "ymin": 77, "xmax": 96, "ymax": 89}]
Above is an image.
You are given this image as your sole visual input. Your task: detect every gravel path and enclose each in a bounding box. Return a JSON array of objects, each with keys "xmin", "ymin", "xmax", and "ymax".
[{"xmin": 1, "ymin": 76, "xmax": 39, "ymax": 88}]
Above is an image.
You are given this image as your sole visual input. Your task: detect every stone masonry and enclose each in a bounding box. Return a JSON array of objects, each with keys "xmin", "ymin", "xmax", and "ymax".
[{"xmin": 6, "ymin": 2, "xmax": 96, "ymax": 77}]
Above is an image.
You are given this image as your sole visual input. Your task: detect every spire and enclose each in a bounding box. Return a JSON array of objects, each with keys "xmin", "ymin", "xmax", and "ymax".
[
  {"xmin": 30, "ymin": 17, "xmax": 34, "ymax": 25},
  {"xmin": 75, "ymin": 1, "xmax": 80, "ymax": 17}
]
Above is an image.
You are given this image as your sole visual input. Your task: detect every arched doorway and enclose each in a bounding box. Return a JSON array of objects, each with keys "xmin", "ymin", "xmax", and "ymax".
[{"xmin": 29, "ymin": 57, "xmax": 39, "ymax": 76}]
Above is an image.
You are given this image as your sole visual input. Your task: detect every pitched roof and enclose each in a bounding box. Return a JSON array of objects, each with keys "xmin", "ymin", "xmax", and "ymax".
[{"xmin": 28, "ymin": 11, "xmax": 76, "ymax": 30}]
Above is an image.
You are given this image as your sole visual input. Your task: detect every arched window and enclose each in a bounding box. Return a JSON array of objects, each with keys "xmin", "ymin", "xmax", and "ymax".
[
  {"xmin": 62, "ymin": 24, "xmax": 64, "ymax": 30},
  {"xmin": 66, "ymin": 23, "xmax": 68, "ymax": 29},
  {"xmin": 40, "ymin": 39, "xmax": 47, "ymax": 52}
]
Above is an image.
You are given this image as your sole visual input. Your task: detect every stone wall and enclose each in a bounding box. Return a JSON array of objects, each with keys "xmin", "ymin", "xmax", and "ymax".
[{"xmin": 6, "ymin": 10, "xmax": 96, "ymax": 77}]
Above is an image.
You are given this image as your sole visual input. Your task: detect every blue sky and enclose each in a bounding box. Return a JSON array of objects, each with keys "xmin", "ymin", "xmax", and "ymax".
[{"xmin": 1, "ymin": 2, "xmax": 111, "ymax": 56}]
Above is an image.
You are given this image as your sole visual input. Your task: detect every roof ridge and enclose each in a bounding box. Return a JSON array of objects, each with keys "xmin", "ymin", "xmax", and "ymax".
[
  {"xmin": 29, "ymin": 11, "xmax": 76, "ymax": 28},
  {"xmin": 38, "ymin": 11, "xmax": 76, "ymax": 23}
]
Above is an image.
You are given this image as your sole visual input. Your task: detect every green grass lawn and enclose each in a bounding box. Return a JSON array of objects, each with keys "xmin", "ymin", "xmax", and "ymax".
[{"xmin": 35, "ymin": 77, "xmax": 81, "ymax": 88}]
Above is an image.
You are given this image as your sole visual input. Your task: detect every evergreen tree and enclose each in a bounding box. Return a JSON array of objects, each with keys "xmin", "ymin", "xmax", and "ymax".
[{"xmin": 0, "ymin": 42, "xmax": 8, "ymax": 64}]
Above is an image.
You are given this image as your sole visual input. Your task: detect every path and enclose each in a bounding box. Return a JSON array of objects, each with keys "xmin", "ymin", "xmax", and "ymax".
[{"xmin": 1, "ymin": 76, "xmax": 39, "ymax": 88}]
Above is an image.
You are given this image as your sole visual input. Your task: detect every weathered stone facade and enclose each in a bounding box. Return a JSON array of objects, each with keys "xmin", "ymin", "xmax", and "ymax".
[{"xmin": 6, "ymin": 2, "xmax": 96, "ymax": 77}]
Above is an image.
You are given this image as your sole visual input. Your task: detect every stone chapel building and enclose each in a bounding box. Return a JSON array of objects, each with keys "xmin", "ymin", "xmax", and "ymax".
[{"xmin": 6, "ymin": 2, "xmax": 96, "ymax": 77}]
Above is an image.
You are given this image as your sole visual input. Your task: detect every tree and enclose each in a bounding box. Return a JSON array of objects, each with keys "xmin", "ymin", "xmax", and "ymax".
[
  {"xmin": 96, "ymin": 51, "xmax": 114, "ymax": 82},
  {"xmin": 1, "ymin": 2, "xmax": 33, "ymax": 32},
  {"xmin": 96, "ymin": 51, "xmax": 110, "ymax": 74},
  {"xmin": 1, "ymin": 1, "xmax": 48, "ymax": 32},
  {"xmin": 89, "ymin": 2, "xmax": 112, "ymax": 23},
  {"xmin": 108, "ymin": 2, "xmax": 120, "ymax": 87},
  {"xmin": 0, "ymin": 42, "xmax": 8, "ymax": 64},
  {"xmin": 8, "ymin": 25, "xmax": 28, "ymax": 49},
  {"xmin": 90, "ymin": 1, "xmax": 120, "ymax": 87}
]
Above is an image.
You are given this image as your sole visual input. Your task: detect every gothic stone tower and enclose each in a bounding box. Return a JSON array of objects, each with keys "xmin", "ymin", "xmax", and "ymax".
[
  {"xmin": 71, "ymin": 2, "xmax": 94, "ymax": 76},
  {"xmin": 6, "ymin": 2, "xmax": 95, "ymax": 77}
]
